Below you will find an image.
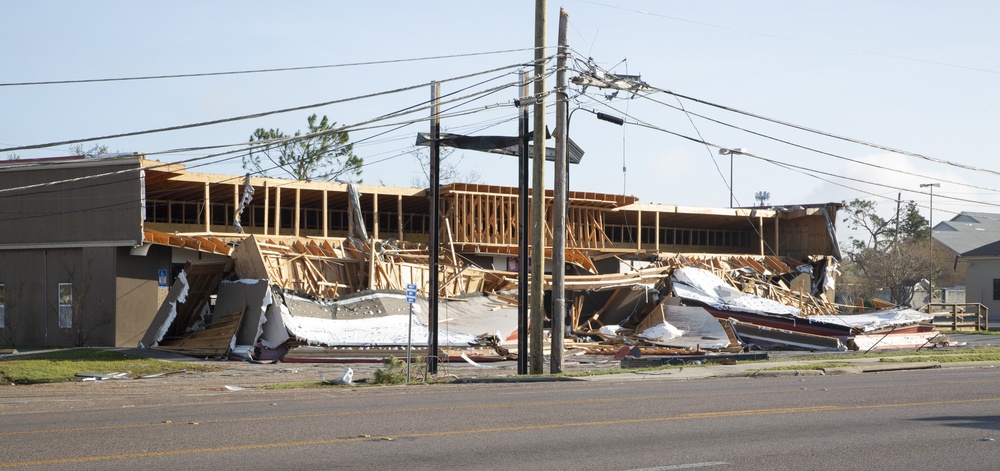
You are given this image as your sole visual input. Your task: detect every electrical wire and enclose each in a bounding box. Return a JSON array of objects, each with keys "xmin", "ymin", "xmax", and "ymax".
[
  {"xmin": 0, "ymin": 58, "xmax": 548, "ymax": 154},
  {"xmin": 636, "ymin": 93, "xmax": 1000, "ymax": 195},
  {"xmin": 570, "ymin": 103, "xmax": 1000, "ymax": 211},
  {"xmin": 661, "ymin": 89, "xmax": 1000, "ymax": 177},
  {"xmin": 0, "ymin": 48, "xmax": 540, "ymax": 87},
  {"xmin": 575, "ymin": 0, "xmax": 1000, "ymax": 75}
]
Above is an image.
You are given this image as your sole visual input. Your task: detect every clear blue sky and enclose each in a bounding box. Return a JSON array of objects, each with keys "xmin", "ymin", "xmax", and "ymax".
[{"xmin": 5, "ymin": 1, "xmax": 1000, "ymax": 231}]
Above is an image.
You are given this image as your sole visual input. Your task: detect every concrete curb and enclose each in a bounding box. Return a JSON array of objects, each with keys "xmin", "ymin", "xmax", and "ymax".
[{"xmin": 451, "ymin": 375, "xmax": 585, "ymax": 384}]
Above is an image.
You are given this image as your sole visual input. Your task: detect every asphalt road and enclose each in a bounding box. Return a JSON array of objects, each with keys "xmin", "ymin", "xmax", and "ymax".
[{"xmin": 3, "ymin": 366, "xmax": 1000, "ymax": 470}]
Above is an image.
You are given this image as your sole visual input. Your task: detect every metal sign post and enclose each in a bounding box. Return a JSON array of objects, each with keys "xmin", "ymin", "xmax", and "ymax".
[{"xmin": 405, "ymin": 283, "xmax": 417, "ymax": 383}]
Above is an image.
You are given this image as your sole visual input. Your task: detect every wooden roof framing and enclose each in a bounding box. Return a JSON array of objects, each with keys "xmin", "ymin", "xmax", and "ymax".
[{"xmin": 143, "ymin": 229, "xmax": 233, "ymax": 256}]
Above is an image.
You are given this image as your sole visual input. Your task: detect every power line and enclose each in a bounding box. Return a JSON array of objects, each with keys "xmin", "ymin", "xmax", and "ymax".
[
  {"xmin": 0, "ymin": 59, "xmax": 545, "ymax": 154},
  {"xmin": 577, "ymin": 103, "xmax": 1000, "ymax": 210},
  {"xmin": 661, "ymin": 89, "xmax": 1000, "ymax": 177},
  {"xmin": 0, "ymin": 48, "xmax": 539, "ymax": 87},
  {"xmin": 636, "ymin": 92, "xmax": 1000, "ymax": 195},
  {"xmin": 0, "ymin": 72, "xmax": 534, "ymax": 199},
  {"xmin": 575, "ymin": 0, "xmax": 1000, "ymax": 75}
]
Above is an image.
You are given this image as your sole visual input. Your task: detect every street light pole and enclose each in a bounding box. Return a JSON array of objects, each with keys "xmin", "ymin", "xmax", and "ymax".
[
  {"xmin": 920, "ymin": 182, "xmax": 940, "ymax": 305},
  {"xmin": 718, "ymin": 148, "xmax": 747, "ymax": 208}
]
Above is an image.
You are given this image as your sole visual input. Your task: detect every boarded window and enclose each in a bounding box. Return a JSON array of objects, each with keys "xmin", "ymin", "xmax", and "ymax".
[
  {"xmin": 0, "ymin": 283, "xmax": 5, "ymax": 329},
  {"xmin": 58, "ymin": 283, "xmax": 73, "ymax": 329}
]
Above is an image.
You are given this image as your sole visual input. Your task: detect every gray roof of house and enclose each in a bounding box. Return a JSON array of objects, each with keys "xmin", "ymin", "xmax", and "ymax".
[{"xmin": 934, "ymin": 212, "xmax": 1000, "ymax": 255}]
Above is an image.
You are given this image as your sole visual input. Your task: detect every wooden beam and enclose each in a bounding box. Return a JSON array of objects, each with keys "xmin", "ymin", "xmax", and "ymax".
[
  {"xmin": 397, "ymin": 195, "xmax": 404, "ymax": 240},
  {"xmin": 758, "ymin": 215, "xmax": 764, "ymax": 256},
  {"xmin": 203, "ymin": 182, "xmax": 211, "ymax": 233},
  {"xmin": 263, "ymin": 181, "xmax": 270, "ymax": 236},
  {"xmin": 636, "ymin": 209, "xmax": 642, "ymax": 252},
  {"xmin": 655, "ymin": 211, "xmax": 660, "ymax": 253},
  {"xmin": 347, "ymin": 191, "xmax": 354, "ymax": 236},
  {"xmin": 275, "ymin": 186, "xmax": 282, "ymax": 236},
  {"xmin": 294, "ymin": 187, "xmax": 301, "ymax": 237},
  {"xmin": 372, "ymin": 193, "xmax": 379, "ymax": 240},
  {"xmin": 322, "ymin": 188, "xmax": 328, "ymax": 238},
  {"xmin": 773, "ymin": 216, "xmax": 779, "ymax": 256},
  {"xmin": 233, "ymin": 183, "xmax": 239, "ymax": 232}
]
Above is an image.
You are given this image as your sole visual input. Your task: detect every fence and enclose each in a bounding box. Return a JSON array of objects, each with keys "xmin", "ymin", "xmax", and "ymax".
[{"xmin": 922, "ymin": 303, "xmax": 988, "ymax": 331}]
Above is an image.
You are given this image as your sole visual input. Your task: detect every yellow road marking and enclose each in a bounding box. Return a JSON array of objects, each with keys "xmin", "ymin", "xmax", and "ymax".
[
  {"xmin": 5, "ymin": 376, "xmax": 1000, "ymax": 437},
  {"xmin": 3, "ymin": 396, "xmax": 999, "ymax": 468}
]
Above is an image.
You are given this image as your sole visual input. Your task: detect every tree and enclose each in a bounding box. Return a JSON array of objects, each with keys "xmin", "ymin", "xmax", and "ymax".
[
  {"xmin": 840, "ymin": 198, "xmax": 937, "ymax": 306},
  {"xmin": 244, "ymin": 114, "xmax": 362, "ymax": 182},
  {"xmin": 842, "ymin": 198, "xmax": 893, "ymax": 252},
  {"xmin": 895, "ymin": 200, "xmax": 930, "ymax": 241},
  {"xmin": 842, "ymin": 198, "xmax": 929, "ymax": 252},
  {"xmin": 69, "ymin": 144, "xmax": 111, "ymax": 157},
  {"xmin": 852, "ymin": 239, "xmax": 936, "ymax": 306},
  {"xmin": 5, "ymin": 153, "xmax": 20, "ymax": 160}
]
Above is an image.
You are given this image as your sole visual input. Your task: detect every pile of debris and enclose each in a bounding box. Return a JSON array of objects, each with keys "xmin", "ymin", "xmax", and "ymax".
[{"xmin": 141, "ymin": 231, "xmax": 938, "ymax": 365}]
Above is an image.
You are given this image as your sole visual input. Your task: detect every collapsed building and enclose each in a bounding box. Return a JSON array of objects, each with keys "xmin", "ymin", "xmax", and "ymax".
[{"xmin": 0, "ymin": 155, "xmax": 936, "ymax": 358}]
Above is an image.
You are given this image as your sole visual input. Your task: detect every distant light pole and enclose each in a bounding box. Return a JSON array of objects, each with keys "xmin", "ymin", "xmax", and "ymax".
[
  {"xmin": 920, "ymin": 182, "xmax": 940, "ymax": 304},
  {"xmin": 718, "ymin": 147, "xmax": 747, "ymax": 208}
]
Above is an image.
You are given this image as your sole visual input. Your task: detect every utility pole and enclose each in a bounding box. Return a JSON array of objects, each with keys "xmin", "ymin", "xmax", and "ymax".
[
  {"xmin": 551, "ymin": 8, "xmax": 568, "ymax": 374},
  {"xmin": 920, "ymin": 182, "xmax": 940, "ymax": 304},
  {"xmin": 529, "ymin": 0, "xmax": 546, "ymax": 374},
  {"xmin": 517, "ymin": 70, "xmax": 530, "ymax": 375},
  {"xmin": 427, "ymin": 82, "xmax": 441, "ymax": 375}
]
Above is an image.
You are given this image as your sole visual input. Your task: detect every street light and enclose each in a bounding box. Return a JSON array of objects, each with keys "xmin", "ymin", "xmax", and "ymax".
[
  {"xmin": 920, "ymin": 182, "xmax": 940, "ymax": 305},
  {"xmin": 718, "ymin": 147, "xmax": 747, "ymax": 208}
]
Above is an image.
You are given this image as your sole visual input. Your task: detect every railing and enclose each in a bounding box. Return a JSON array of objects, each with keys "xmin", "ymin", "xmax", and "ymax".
[{"xmin": 922, "ymin": 303, "xmax": 988, "ymax": 331}]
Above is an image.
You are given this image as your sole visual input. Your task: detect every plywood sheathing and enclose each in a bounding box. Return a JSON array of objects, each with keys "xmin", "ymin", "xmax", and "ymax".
[
  {"xmin": 229, "ymin": 234, "xmax": 490, "ymax": 300},
  {"xmin": 155, "ymin": 310, "xmax": 244, "ymax": 358}
]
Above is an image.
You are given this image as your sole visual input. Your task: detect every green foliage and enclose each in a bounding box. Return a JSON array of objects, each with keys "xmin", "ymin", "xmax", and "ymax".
[
  {"xmin": 842, "ymin": 198, "xmax": 892, "ymax": 253},
  {"xmin": 0, "ymin": 349, "xmax": 219, "ymax": 385},
  {"xmin": 842, "ymin": 198, "xmax": 929, "ymax": 254},
  {"xmin": 244, "ymin": 114, "xmax": 362, "ymax": 182},
  {"xmin": 371, "ymin": 356, "xmax": 407, "ymax": 384},
  {"xmin": 881, "ymin": 353, "xmax": 1000, "ymax": 362},
  {"xmin": 840, "ymin": 198, "xmax": 935, "ymax": 305},
  {"xmin": 896, "ymin": 200, "xmax": 930, "ymax": 242},
  {"xmin": 69, "ymin": 144, "xmax": 111, "ymax": 157}
]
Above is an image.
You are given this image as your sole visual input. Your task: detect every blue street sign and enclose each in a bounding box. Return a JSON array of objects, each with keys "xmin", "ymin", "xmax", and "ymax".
[{"xmin": 405, "ymin": 283, "xmax": 417, "ymax": 304}]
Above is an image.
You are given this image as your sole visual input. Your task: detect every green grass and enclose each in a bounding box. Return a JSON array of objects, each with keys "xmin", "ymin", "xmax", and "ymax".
[
  {"xmin": 795, "ymin": 346, "xmax": 1000, "ymax": 361},
  {"xmin": 0, "ymin": 349, "xmax": 220, "ymax": 385},
  {"xmin": 880, "ymin": 353, "xmax": 1000, "ymax": 363}
]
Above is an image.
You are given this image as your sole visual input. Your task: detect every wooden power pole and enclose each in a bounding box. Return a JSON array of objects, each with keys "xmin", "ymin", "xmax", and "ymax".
[
  {"xmin": 551, "ymin": 8, "xmax": 568, "ymax": 374},
  {"xmin": 529, "ymin": 0, "xmax": 547, "ymax": 374}
]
